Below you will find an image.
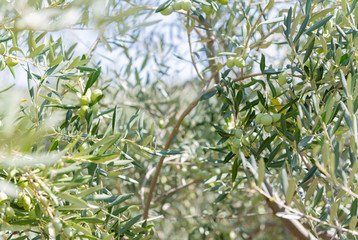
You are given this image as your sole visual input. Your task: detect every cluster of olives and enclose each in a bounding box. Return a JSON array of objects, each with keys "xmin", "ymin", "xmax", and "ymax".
[
  {"xmin": 160, "ymin": 0, "xmax": 192, "ymax": 15},
  {"xmin": 51, "ymin": 217, "xmax": 74, "ymax": 238},
  {"xmin": 255, "ymin": 112, "xmax": 281, "ymax": 132},
  {"xmin": 0, "ymin": 191, "xmax": 33, "ymax": 222},
  {"xmin": 77, "ymin": 88, "xmax": 103, "ymax": 119},
  {"xmin": 160, "ymin": 0, "xmax": 229, "ymax": 16},
  {"xmin": 0, "ymin": 42, "xmax": 19, "ymax": 71},
  {"xmin": 0, "ymin": 190, "xmax": 73, "ymax": 238},
  {"xmin": 202, "ymin": 0, "xmax": 229, "ymax": 15},
  {"xmin": 228, "ymin": 129, "xmax": 259, "ymax": 154},
  {"xmin": 0, "ymin": 192, "xmax": 14, "ymax": 221},
  {"xmin": 226, "ymin": 56, "xmax": 245, "ymax": 68}
]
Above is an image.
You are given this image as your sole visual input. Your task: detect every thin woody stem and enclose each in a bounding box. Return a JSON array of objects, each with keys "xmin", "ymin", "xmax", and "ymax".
[{"xmin": 142, "ymin": 72, "xmax": 264, "ymax": 219}]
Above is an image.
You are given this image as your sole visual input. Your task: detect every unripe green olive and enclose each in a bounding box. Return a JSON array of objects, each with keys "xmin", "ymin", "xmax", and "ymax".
[
  {"xmin": 79, "ymin": 105, "xmax": 89, "ymax": 118},
  {"xmin": 181, "ymin": 0, "xmax": 192, "ymax": 11},
  {"xmin": 261, "ymin": 114, "xmax": 273, "ymax": 126},
  {"xmin": 232, "ymin": 138, "xmax": 241, "ymax": 148},
  {"xmin": 226, "ymin": 57, "xmax": 235, "ymax": 68},
  {"xmin": 5, "ymin": 206, "xmax": 15, "ymax": 219},
  {"xmin": 63, "ymin": 227, "xmax": 73, "ymax": 238},
  {"xmin": 0, "ymin": 43, "xmax": 5, "ymax": 55},
  {"xmin": 234, "ymin": 57, "xmax": 245, "ymax": 67},
  {"xmin": 278, "ymin": 72, "xmax": 288, "ymax": 85},
  {"xmin": 52, "ymin": 217, "xmax": 63, "ymax": 231},
  {"xmin": 264, "ymin": 125, "xmax": 272, "ymax": 133},
  {"xmin": 18, "ymin": 194, "xmax": 32, "ymax": 210},
  {"xmin": 91, "ymin": 89, "xmax": 102, "ymax": 102},
  {"xmin": 231, "ymin": 145, "xmax": 239, "ymax": 154},
  {"xmin": 80, "ymin": 95, "xmax": 91, "ymax": 105},
  {"xmin": 255, "ymin": 113, "xmax": 263, "ymax": 124},
  {"xmin": 212, "ymin": 168, "xmax": 221, "ymax": 175},
  {"xmin": 198, "ymin": 170, "xmax": 210, "ymax": 178},
  {"xmin": 202, "ymin": 4, "xmax": 214, "ymax": 15},
  {"xmin": 0, "ymin": 61, "xmax": 5, "ymax": 71},
  {"xmin": 219, "ymin": 0, "xmax": 229, "ymax": 4},
  {"xmin": 5, "ymin": 57, "xmax": 19, "ymax": 67},
  {"xmin": 234, "ymin": 129, "xmax": 243, "ymax": 138},
  {"xmin": 160, "ymin": 5, "xmax": 174, "ymax": 15},
  {"xmin": 272, "ymin": 113, "xmax": 281, "ymax": 123},
  {"xmin": 173, "ymin": 1, "xmax": 182, "ymax": 10},
  {"xmin": 23, "ymin": 196, "xmax": 32, "ymax": 210}
]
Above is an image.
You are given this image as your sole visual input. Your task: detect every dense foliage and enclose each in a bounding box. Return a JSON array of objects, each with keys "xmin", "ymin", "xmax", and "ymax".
[{"xmin": 1, "ymin": 0, "xmax": 358, "ymax": 239}]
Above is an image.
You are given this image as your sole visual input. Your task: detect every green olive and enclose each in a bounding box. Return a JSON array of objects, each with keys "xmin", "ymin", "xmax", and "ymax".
[
  {"xmin": 232, "ymin": 138, "xmax": 241, "ymax": 148},
  {"xmin": 160, "ymin": 5, "xmax": 174, "ymax": 15},
  {"xmin": 234, "ymin": 129, "xmax": 243, "ymax": 138},
  {"xmin": 63, "ymin": 227, "xmax": 73, "ymax": 238},
  {"xmin": 80, "ymin": 95, "xmax": 91, "ymax": 105},
  {"xmin": 212, "ymin": 168, "xmax": 221, "ymax": 175},
  {"xmin": 231, "ymin": 145, "xmax": 239, "ymax": 154},
  {"xmin": 18, "ymin": 194, "xmax": 32, "ymax": 210},
  {"xmin": 181, "ymin": 0, "xmax": 192, "ymax": 11},
  {"xmin": 173, "ymin": 1, "xmax": 182, "ymax": 10},
  {"xmin": 234, "ymin": 57, "xmax": 245, "ymax": 67},
  {"xmin": 261, "ymin": 114, "xmax": 273, "ymax": 126},
  {"xmin": 91, "ymin": 89, "xmax": 103, "ymax": 102},
  {"xmin": 264, "ymin": 125, "xmax": 272, "ymax": 133},
  {"xmin": 219, "ymin": 0, "xmax": 229, "ymax": 4},
  {"xmin": 5, "ymin": 206, "xmax": 15, "ymax": 219},
  {"xmin": 0, "ymin": 43, "xmax": 5, "ymax": 55},
  {"xmin": 52, "ymin": 217, "xmax": 63, "ymax": 231},
  {"xmin": 79, "ymin": 105, "xmax": 89, "ymax": 118},
  {"xmin": 255, "ymin": 113, "xmax": 264, "ymax": 124},
  {"xmin": 5, "ymin": 57, "xmax": 19, "ymax": 67},
  {"xmin": 226, "ymin": 57, "xmax": 235, "ymax": 68},
  {"xmin": 23, "ymin": 196, "xmax": 32, "ymax": 210},
  {"xmin": 278, "ymin": 72, "xmax": 288, "ymax": 85},
  {"xmin": 198, "ymin": 170, "xmax": 210, "ymax": 178},
  {"xmin": 202, "ymin": 4, "xmax": 214, "ymax": 15}
]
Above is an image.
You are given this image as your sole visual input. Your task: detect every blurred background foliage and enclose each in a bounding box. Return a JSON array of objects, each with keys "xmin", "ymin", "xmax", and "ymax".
[{"xmin": 0, "ymin": 0, "xmax": 357, "ymax": 239}]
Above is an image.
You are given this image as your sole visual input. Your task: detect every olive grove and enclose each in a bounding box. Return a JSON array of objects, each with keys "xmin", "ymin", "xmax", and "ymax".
[{"xmin": 0, "ymin": 0, "xmax": 357, "ymax": 239}]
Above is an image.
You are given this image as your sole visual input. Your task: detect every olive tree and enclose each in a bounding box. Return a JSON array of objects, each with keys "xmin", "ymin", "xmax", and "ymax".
[{"xmin": 1, "ymin": 0, "xmax": 358, "ymax": 239}]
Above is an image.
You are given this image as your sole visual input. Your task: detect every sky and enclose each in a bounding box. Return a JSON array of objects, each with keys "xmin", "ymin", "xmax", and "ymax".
[
  {"xmin": 0, "ymin": 1, "xmax": 196, "ymax": 91},
  {"xmin": 0, "ymin": 0, "xmax": 294, "ymax": 92}
]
